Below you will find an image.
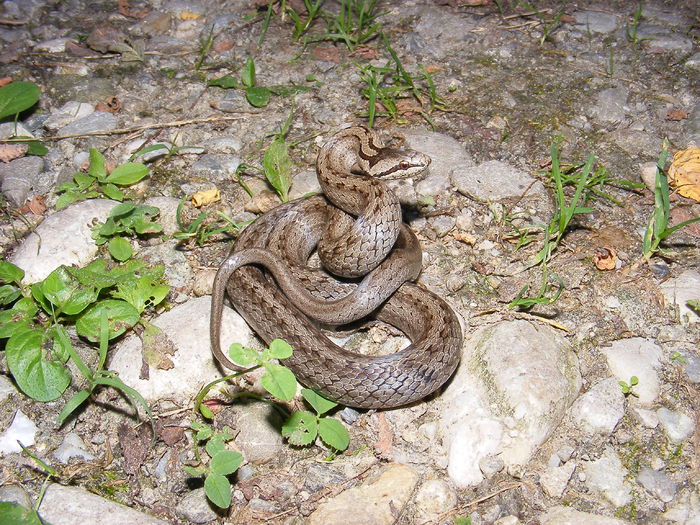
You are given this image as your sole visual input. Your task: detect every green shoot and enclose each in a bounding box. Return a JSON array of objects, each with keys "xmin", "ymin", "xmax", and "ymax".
[
  {"xmin": 509, "ymin": 267, "xmax": 564, "ymax": 309},
  {"xmin": 195, "ymin": 25, "xmax": 215, "ymax": 71},
  {"xmin": 173, "ymin": 197, "xmax": 247, "ymax": 246},
  {"xmin": 626, "ymin": 2, "xmax": 652, "ymax": 46},
  {"xmin": 619, "ymin": 376, "xmax": 639, "ymax": 396},
  {"xmin": 91, "ymin": 201, "xmax": 163, "ymax": 261},
  {"xmin": 517, "ymin": 1, "xmax": 566, "ymax": 45},
  {"xmin": 282, "ymin": 388, "xmax": 350, "ymax": 452}
]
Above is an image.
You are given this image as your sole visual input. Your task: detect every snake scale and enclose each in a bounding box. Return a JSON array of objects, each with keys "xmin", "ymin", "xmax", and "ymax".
[{"xmin": 210, "ymin": 126, "xmax": 462, "ymax": 409}]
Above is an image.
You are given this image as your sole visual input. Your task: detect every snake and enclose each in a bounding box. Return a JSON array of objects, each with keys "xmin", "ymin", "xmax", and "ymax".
[{"xmin": 210, "ymin": 126, "xmax": 462, "ymax": 409}]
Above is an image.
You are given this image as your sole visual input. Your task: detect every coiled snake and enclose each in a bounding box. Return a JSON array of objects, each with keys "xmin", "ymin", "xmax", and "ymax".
[{"xmin": 210, "ymin": 127, "xmax": 462, "ymax": 409}]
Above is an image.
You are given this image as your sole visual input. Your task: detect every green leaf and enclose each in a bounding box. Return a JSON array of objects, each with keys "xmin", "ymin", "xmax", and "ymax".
[
  {"xmin": 73, "ymin": 171, "xmax": 96, "ymax": 190},
  {"xmin": 281, "ymin": 410, "xmax": 317, "ymax": 446},
  {"xmin": 131, "ymin": 216, "xmax": 163, "ymax": 235},
  {"xmin": 38, "ymin": 266, "xmax": 98, "ymax": 316},
  {"xmin": 75, "ymin": 299, "xmax": 140, "ymax": 342},
  {"xmin": 301, "ymin": 388, "xmax": 338, "ymax": 416},
  {"xmin": 245, "ymin": 86, "xmax": 270, "ymax": 108},
  {"xmin": 25, "ymin": 140, "xmax": 48, "ymax": 156},
  {"xmin": 0, "ymin": 502, "xmax": 44, "ymax": 525},
  {"xmin": 0, "ymin": 284, "xmax": 21, "ymax": 305},
  {"xmin": 57, "ymin": 388, "xmax": 92, "ymax": 425},
  {"xmin": 318, "ymin": 418, "xmax": 349, "ymax": 451},
  {"xmin": 183, "ymin": 464, "xmax": 206, "ymax": 477},
  {"xmin": 0, "ymin": 312, "xmax": 31, "ymax": 339},
  {"xmin": 260, "ymin": 363, "xmax": 297, "ymax": 401},
  {"xmin": 108, "ymin": 236, "xmax": 133, "ymax": 261},
  {"xmin": 204, "ymin": 472, "xmax": 232, "ymax": 508},
  {"xmin": 55, "ymin": 190, "xmax": 89, "ymax": 210},
  {"xmin": 12, "ymin": 297, "xmax": 38, "ymax": 317},
  {"xmin": 210, "ymin": 450, "xmax": 243, "ymax": 476},
  {"xmin": 0, "ymin": 261, "xmax": 24, "ymax": 284},
  {"xmin": 102, "ymin": 183, "xmax": 125, "ymax": 201},
  {"xmin": 263, "ymin": 137, "xmax": 292, "ymax": 201},
  {"xmin": 267, "ymin": 84, "xmax": 314, "ymax": 97},
  {"xmin": 0, "ymin": 81, "xmax": 41, "ymax": 120},
  {"xmin": 207, "ymin": 75, "xmax": 241, "ymax": 89},
  {"xmin": 268, "ymin": 338, "xmax": 293, "ymax": 359},
  {"xmin": 241, "ymin": 57, "xmax": 256, "ymax": 88},
  {"xmin": 105, "ymin": 162, "xmax": 149, "ymax": 185},
  {"xmin": 112, "ymin": 274, "xmax": 169, "ymax": 313},
  {"xmin": 5, "ymin": 327, "xmax": 71, "ymax": 402},
  {"xmin": 228, "ymin": 343, "xmax": 258, "ymax": 366},
  {"xmin": 108, "ymin": 201, "xmax": 136, "ymax": 218},
  {"xmin": 88, "ymin": 148, "xmax": 107, "ymax": 181}
]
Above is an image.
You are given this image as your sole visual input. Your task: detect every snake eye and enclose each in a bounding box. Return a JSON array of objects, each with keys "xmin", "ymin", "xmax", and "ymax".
[{"xmin": 399, "ymin": 161, "xmax": 411, "ymax": 170}]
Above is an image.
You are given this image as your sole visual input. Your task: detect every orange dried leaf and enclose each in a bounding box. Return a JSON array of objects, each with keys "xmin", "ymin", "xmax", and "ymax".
[
  {"xmin": 179, "ymin": 11, "xmax": 202, "ymax": 20},
  {"xmin": 668, "ymin": 147, "xmax": 700, "ymax": 202},
  {"xmin": 593, "ymin": 247, "xmax": 617, "ymax": 271},
  {"xmin": 191, "ymin": 188, "xmax": 220, "ymax": 207},
  {"xmin": 0, "ymin": 143, "xmax": 28, "ymax": 163}
]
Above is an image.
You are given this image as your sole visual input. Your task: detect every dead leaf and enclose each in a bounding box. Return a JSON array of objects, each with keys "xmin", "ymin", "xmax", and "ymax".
[
  {"xmin": 666, "ymin": 108, "xmax": 688, "ymax": 121},
  {"xmin": 593, "ymin": 246, "xmax": 617, "ymax": 271},
  {"xmin": 349, "ymin": 45, "xmax": 380, "ymax": 60},
  {"xmin": 453, "ymin": 231, "xmax": 477, "ymax": 245},
  {"xmin": 0, "ymin": 77, "xmax": 13, "ymax": 87},
  {"xmin": 142, "ymin": 327, "xmax": 176, "ymax": 370},
  {"xmin": 422, "ymin": 64, "xmax": 443, "ymax": 74},
  {"xmin": 311, "ymin": 45, "xmax": 341, "ymax": 63},
  {"xmin": 371, "ymin": 412, "xmax": 393, "ymax": 458},
  {"xmin": 0, "ymin": 143, "xmax": 28, "ymax": 162},
  {"xmin": 95, "ymin": 96, "xmax": 121, "ymax": 114},
  {"xmin": 117, "ymin": 423, "xmax": 152, "ymax": 474},
  {"xmin": 668, "ymin": 147, "xmax": 700, "ymax": 202},
  {"xmin": 18, "ymin": 195, "xmax": 47, "ymax": 215},
  {"xmin": 180, "ymin": 11, "xmax": 202, "ymax": 20},
  {"xmin": 213, "ymin": 36, "xmax": 234, "ymax": 52},
  {"xmin": 191, "ymin": 188, "xmax": 221, "ymax": 207},
  {"xmin": 245, "ymin": 191, "xmax": 280, "ymax": 214},
  {"xmin": 117, "ymin": 0, "xmax": 150, "ymax": 19}
]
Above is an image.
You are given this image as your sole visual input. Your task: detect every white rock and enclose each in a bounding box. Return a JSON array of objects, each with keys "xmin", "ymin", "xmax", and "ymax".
[
  {"xmin": 583, "ymin": 448, "xmax": 632, "ymax": 507},
  {"xmin": 656, "ymin": 407, "xmax": 695, "ymax": 443},
  {"xmin": 43, "ymin": 101, "xmax": 95, "ymax": 131},
  {"xmin": 495, "ymin": 516, "xmax": 520, "ymax": 525},
  {"xmin": 110, "ymin": 296, "xmax": 255, "ymax": 402},
  {"xmin": 438, "ymin": 320, "xmax": 581, "ymax": 488},
  {"xmin": 630, "ymin": 406, "xmax": 659, "ymax": 428},
  {"xmin": 143, "ymin": 196, "xmax": 182, "ymax": 236},
  {"xmin": 10, "ymin": 199, "xmax": 118, "ymax": 283},
  {"xmin": 602, "ymin": 338, "xmax": 663, "ymax": 406},
  {"xmin": 33, "ymin": 38, "xmax": 73, "ymax": 52},
  {"xmin": 452, "ymin": 159, "xmax": 547, "ymax": 202},
  {"xmin": 660, "ymin": 270, "xmax": 700, "ymax": 324},
  {"xmin": 569, "ymin": 378, "xmax": 625, "ymax": 434},
  {"xmin": 414, "ymin": 479, "xmax": 457, "ymax": 523},
  {"xmin": 53, "ymin": 432, "xmax": 95, "ymax": 463},
  {"xmin": 637, "ymin": 467, "xmax": 676, "ymax": 502},
  {"xmin": 539, "ymin": 505, "xmax": 632, "ymax": 525},
  {"xmin": 0, "ymin": 122, "xmax": 33, "ymax": 139},
  {"xmin": 38, "ymin": 484, "xmax": 167, "ymax": 525},
  {"xmin": 0, "ymin": 375, "xmax": 17, "ymax": 403},
  {"xmin": 0, "ymin": 410, "xmax": 38, "ymax": 455},
  {"xmin": 539, "ymin": 460, "xmax": 576, "ymax": 498},
  {"xmin": 664, "ymin": 489, "xmax": 700, "ymax": 524},
  {"xmin": 234, "ymin": 403, "xmax": 284, "ymax": 464}
]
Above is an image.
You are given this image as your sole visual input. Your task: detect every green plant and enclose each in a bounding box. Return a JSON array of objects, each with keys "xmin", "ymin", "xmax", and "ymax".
[
  {"xmin": 173, "ymin": 198, "xmax": 247, "ymax": 246},
  {"xmin": 687, "ymin": 300, "xmax": 700, "ymax": 316},
  {"xmin": 184, "ymin": 423, "xmax": 242, "ymax": 508},
  {"xmin": 619, "ymin": 376, "xmax": 639, "ymax": 396},
  {"xmin": 195, "ymin": 25, "xmax": 215, "ymax": 71},
  {"xmin": 518, "ymin": 1, "xmax": 566, "ymax": 45},
  {"xmin": 314, "ymin": 0, "xmax": 383, "ymax": 51},
  {"xmin": 0, "ymin": 443, "xmax": 55, "ymax": 524},
  {"xmin": 282, "ymin": 388, "xmax": 350, "ymax": 452},
  {"xmin": 286, "ymin": 0, "xmax": 325, "ymax": 40},
  {"xmin": 55, "ymin": 148, "xmax": 150, "ymax": 209},
  {"xmin": 642, "ymin": 142, "xmax": 700, "ymax": 259},
  {"xmin": 0, "ymin": 259, "xmax": 167, "ymax": 423},
  {"xmin": 508, "ymin": 267, "xmax": 564, "ymax": 309},
  {"xmin": 208, "ymin": 57, "xmax": 313, "ymax": 108},
  {"xmin": 262, "ymin": 110, "xmax": 294, "ymax": 202},
  {"xmin": 625, "ymin": 2, "xmax": 652, "ymax": 46},
  {"xmin": 92, "ymin": 201, "xmax": 163, "ymax": 261},
  {"xmin": 0, "ymin": 80, "xmax": 47, "ymax": 156}
]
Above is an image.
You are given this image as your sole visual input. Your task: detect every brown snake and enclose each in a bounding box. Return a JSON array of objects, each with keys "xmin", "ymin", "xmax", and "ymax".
[{"xmin": 210, "ymin": 126, "xmax": 462, "ymax": 409}]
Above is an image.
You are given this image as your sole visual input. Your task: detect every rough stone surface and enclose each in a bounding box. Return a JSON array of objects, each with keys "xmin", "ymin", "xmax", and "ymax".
[
  {"xmin": 660, "ymin": 270, "xmax": 700, "ymax": 324},
  {"xmin": 10, "ymin": 199, "xmax": 118, "ymax": 283},
  {"xmin": 308, "ymin": 464, "xmax": 419, "ymax": 525},
  {"xmin": 569, "ymin": 378, "xmax": 625, "ymax": 434},
  {"xmin": 0, "ymin": 410, "xmax": 38, "ymax": 455},
  {"xmin": 539, "ymin": 506, "xmax": 632, "ymax": 525},
  {"xmin": 53, "ymin": 432, "xmax": 95, "ymax": 463},
  {"xmin": 233, "ymin": 402, "xmax": 285, "ymax": 464},
  {"xmin": 0, "ymin": 155, "xmax": 44, "ymax": 205},
  {"xmin": 583, "ymin": 448, "xmax": 632, "ymax": 507},
  {"xmin": 637, "ymin": 467, "xmax": 676, "ymax": 503},
  {"xmin": 174, "ymin": 487, "xmax": 218, "ymax": 524},
  {"xmin": 656, "ymin": 407, "xmax": 695, "ymax": 443},
  {"xmin": 414, "ymin": 479, "xmax": 457, "ymax": 523},
  {"xmin": 602, "ymin": 338, "xmax": 663, "ymax": 406},
  {"xmin": 539, "ymin": 460, "xmax": 576, "ymax": 498},
  {"xmin": 451, "ymin": 159, "xmax": 547, "ymax": 202}
]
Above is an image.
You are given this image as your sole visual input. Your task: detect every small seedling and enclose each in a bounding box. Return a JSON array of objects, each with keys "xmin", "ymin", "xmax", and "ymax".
[
  {"xmin": 173, "ymin": 197, "xmax": 247, "ymax": 246},
  {"xmin": 55, "ymin": 148, "xmax": 150, "ymax": 209},
  {"xmin": 92, "ymin": 201, "xmax": 162, "ymax": 261},
  {"xmin": 0, "ymin": 80, "xmax": 47, "ymax": 156},
  {"xmin": 517, "ymin": 1, "xmax": 566, "ymax": 45},
  {"xmin": 619, "ymin": 376, "xmax": 639, "ymax": 396},
  {"xmin": 262, "ymin": 110, "xmax": 294, "ymax": 202},
  {"xmin": 626, "ymin": 2, "xmax": 652, "ymax": 46},
  {"xmin": 670, "ymin": 351, "xmax": 687, "ymax": 364},
  {"xmin": 509, "ymin": 267, "xmax": 564, "ymax": 309},
  {"xmin": 282, "ymin": 388, "xmax": 350, "ymax": 453}
]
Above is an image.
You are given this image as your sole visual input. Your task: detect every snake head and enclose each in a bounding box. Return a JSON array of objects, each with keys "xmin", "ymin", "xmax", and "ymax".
[{"xmin": 369, "ymin": 148, "xmax": 432, "ymax": 181}]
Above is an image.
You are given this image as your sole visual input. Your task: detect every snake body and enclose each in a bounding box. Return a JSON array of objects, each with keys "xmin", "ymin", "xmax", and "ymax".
[{"xmin": 210, "ymin": 126, "xmax": 462, "ymax": 408}]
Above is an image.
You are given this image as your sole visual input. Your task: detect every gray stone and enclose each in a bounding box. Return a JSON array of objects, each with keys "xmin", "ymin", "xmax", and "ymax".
[
  {"xmin": 190, "ymin": 153, "xmax": 241, "ymax": 183},
  {"xmin": 656, "ymin": 407, "xmax": 695, "ymax": 443},
  {"xmin": 303, "ymin": 462, "xmax": 346, "ymax": 492},
  {"xmin": 428, "ymin": 214, "xmax": 456, "ymax": 237},
  {"xmin": 0, "ymin": 122, "xmax": 33, "ymax": 139},
  {"xmin": 451, "ymin": 160, "xmax": 547, "ymax": 202},
  {"xmin": 602, "ymin": 338, "xmax": 663, "ymax": 406},
  {"xmin": 478, "ymin": 455, "xmax": 505, "ymax": 477},
  {"xmin": 53, "ymin": 432, "xmax": 95, "ymax": 463},
  {"xmin": 110, "ymin": 296, "xmax": 254, "ymax": 402},
  {"xmin": 0, "ymin": 375, "xmax": 17, "ymax": 403},
  {"xmin": 414, "ymin": 479, "xmax": 457, "ymax": 524},
  {"xmin": 57, "ymin": 111, "xmax": 118, "ymax": 136},
  {"xmin": 289, "ymin": 168, "xmax": 322, "ymax": 199},
  {"xmin": 540, "ymin": 460, "xmax": 576, "ymax": 498},
  {"xmin": 539, "ymin": 506, "xmax": 632, "ymax": 525},
  {"xmin": 43, "ymin": 101, "xmax": 95, "ymax": 131},
  {"xmin": 664, "ymin": 489, "xmax": 700, "ymax": 524},
  {"xmin": 33, "ymin": 37, "xmax": 73, "ymax": 53},
  {"xmin": 38, "ymin": 484, "xmax": 168, "ymax": 525},
  {"xmin": 138, "ymin": 240, "xmax": 192, "ymax": 289},
  {"xmin": 660, "ymin": 270, "xmax": 700, "ymax": 325},
  {"xmin": 570, "ymin": 378, "xmax": 625, "ymax": 434},
  {"xmin": 201, "ymin": 136, "xmax": 242, "ymax": 154},
  {"xmin": 144, "ymin": 196, "xmax": 181, "ymax": 236},
  {"xmin": 588, "ymin": 87, "xmax": 629, "ymax": 126},
  {"xmin": 0, "ymin": 155, "xmax": 44, "ymax": 205},
  {"xmin": 234, "ymin": 402, "xmax": 285, "ymax": 464},
  {"xmin": 175, "ymin": 487, "xmax": 217, "ymax": 524},
  {"xmin": 583, "ymin": 448, "xmax": 632, "ymax": 507},
  {"xmin": 10, "ymin": 199, "xmax": 118, "ymax": 283},
  {"xmin": 0, "ymin": 410, "xmax": 38, "ymax": 455},
  {"xmin": 572, "ymin": 10, "xmax": 619, "ymax": 33},
  {"xmin": 637, "ymin": 467, "xmax": 676, "ymax": 502},
  {"xmin": 0, "ymin": 484, "xmax": 32, "ymax": 508}
]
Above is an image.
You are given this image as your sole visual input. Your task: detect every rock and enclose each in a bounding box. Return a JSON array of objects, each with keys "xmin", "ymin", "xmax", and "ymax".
[
  {"xmin": 0, "ymin": 375, "xmax": 17, "ymax": 403},
  {"xmin": 438, "ymin": 320, "xmax": 581, "ymax": 488},
  {"xmin": 175, "ymin": 487, "xmax": 218, "ymax": 524},
  {"xmin": 0, "ymin": 122, "xmax": 33, "ymax": 139},
  {"xmin": 0, "ymin": 410, "xmax": 38, "ymax": 454},
  {"xmin": 587, "ymin": 87, "xmax": 629, "ymax": 126},
  {"xmin": 569, "ymin": 378, "xmax": 625, "ymax": 434},
  {"xmin": 144, "ymin": 196, "xmax": 181, "ymax": 236},
  {"xmin": 637, "ymin": 467, "xmax": 676, "ymax": 502},
  {"xmin": 664, "ymin": 489, "xmax": 700, "ymax": 524},
  {"xmin": 233, "ymin": 402, "xmax": 285, "ymax": 464},
  {"xmin": 539, "ymin": 460, "xmax": 576, "ymax": 498},
  {"xmin": 451, "ymin": 160, "xmax": 547, "ymax": 203},
  {"xmin": 9, "ymin": 199, "xmax": 118, "ymax": 283},
  {"xmin": 109, "ymin": 296, "xmax": 255, "ymax": 402},
  {"xmin": 656, "ymin": 407, "xmax": 695, "ymax": 443},
  {"xmin": 0, "ymin": 155, "xmax": 44, "ymax": 205},
  {"xmin": 630, "ymin": 406, "xmax": 659, "ymax": 428},
  {"xmin": 602, "ymin": 338, "xmax": 663, "ymax": 406},
  {"xmin": 190, "ymin": 153, "xmax": 241, "ymax": 183},
  {"xmin": 495, "ymin": 517, "xmax": 520, "ymax": 525},
  {"xmin": 38, "ymin": 484, "xmax": 167, "ymax": 525},
  {"xmin": 414, "ymin": 479, "xmax": 457, "ymax": 523},
  {"xmin": 583, "ymin": 448, "xmax": 632, "ymax": 507},
  {"xmin": 43, "ymin": 101, "xmax": 95, "ymax": 131},
  {"xmin": 303, "ymin": 462, "xmax": 346, "ymax": 492},
  {"xmin": 289, "ymin": 168, "xmax": 322, "ymax": 199},
  {"xmin": 571, "ymin": 10, "xmax": 619, "ymax": 33},
  {"xmin": 479, "ymin": 455, "xmax": 505, "ymax": 477},
  {"xmin": 660, "ymin": 270, "xmax": 700, "ymax": 325},
  {"xmin": 57, "ymin": 111, "xmax": 118, "ymax": 136},
  {"xmin": 539, "ymin": 505, "xmax": 632, "ymax": 525},
  {"xmin": 138, "ymin": 240, "xmax": 192, "ymax": 290},
  {"xmin": 308, "ymin": 463, "xmax": 419, "ymax": 525},
  {"xmin": 0, "ymin": 484, "xmax": 32, "ymax": 508},
  {"xmin": 34, "ymin": 38, "xmax": 74, "ymax": 53},
  {"xmin": 53, "ymin": 432, "xmax": 95, "ymax": 463}
]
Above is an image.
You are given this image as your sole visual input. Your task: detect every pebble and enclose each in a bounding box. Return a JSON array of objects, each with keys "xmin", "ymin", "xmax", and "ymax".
[
  {"xmin": 233, "ymin": 402, "xmax": 285, "ymax": 464},
  {"xmin": 637, "ymin": 467, "xmax": 677, "ymax": 502},
  {"xmin": 571, "ymin": 10, "xmax": 619, "ymax": 34},
  {"xmin": 56, "ymin": 111, "xmax": 118, "ymax": 136},
  {"xmin": 539, "ymin": 505, "xmax": 632, "ymax": 525},
  {"xmin": 303, "ymin": 462, "xmax": 346, "ymax": 492},
  {"xmin": 414, "ymin": 479, "xmax": 457, "ymax": 523},
  {"xmin": 0, "ymin": 155, "xmax": 44, "ymax": 206},
  {"xmin": 53, "ymin": 432, "xmax": 95, "ymax": 463},
  {"xmin": 569, "ymin": 377, "xmax": 625, "ymax": 435},
  {"xmin": 539, "ymin": 460, "xmax": 576, "ymax": 499},
  {"xmin": 664, "ymin": 489, "xmax": 700, "ymax": 524},
  {"xmin": 38, "ymin": 484, "xmax": 168, "ymax": 525},
  {"xmin": 0, "ymin": 484, "xmax": 32, "ymax": 508},
  {"xmin": 583, "ymin": 447, "xmax": 632, "ymax": 507},
  {"xmin": 9, "ymin": 199, "xmax": 118, "ymax": 283},
  {"xmin": 143, "ymin": 196, "xmax": 182, "ymax": 236},
  {"xmin": 308, "ymin": 463, "xmax": 418, "ymax": 525},
  {"xmin": 43, "ymin": 101, "xmax": 95, "ymax": 131},
  {"xmin": 602, "ymin": 337, "xmax": 663, "ymax": 406},
  {"xmin": 289, "ymin": 168, "xmax": 322, "ymax": 199},
  {"xmin": 656, "ymin": 407, "xmax": 695, "ymax": 443},
  {"xmin": 174, "ymin": 487, "xmax": 218, "ymax": 524},
  {"xmin": 478, "ymin": 455, "xmax": 505, "ymax": 477},
  {"xmin": 190, "ymin": 153, "xmax": 241, "ymax": 183},
  {"xmin": 660, "ymin": 270, "xmax": 700, "ymax": 325},
  {"xmin": 0, "ymin": 375, "xmax": 17, "ymax": 403},
  {"xmin": 451, "ymin": 160, "xmax": 547, "ymax": 203},
  {"xmin": 138, "ymin": 240, "xmax": 192, "ymax": 289},
  {"xmin": 0, "ymin": 410, "xmax": 38, "ymax": 454},
  {"xmin": 587, "ymin": 87, "xmax": 629, "ymax": 126},
  {"xmin": 110, "ymin": 296, "xmax": 254, "ymax": 402}
]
